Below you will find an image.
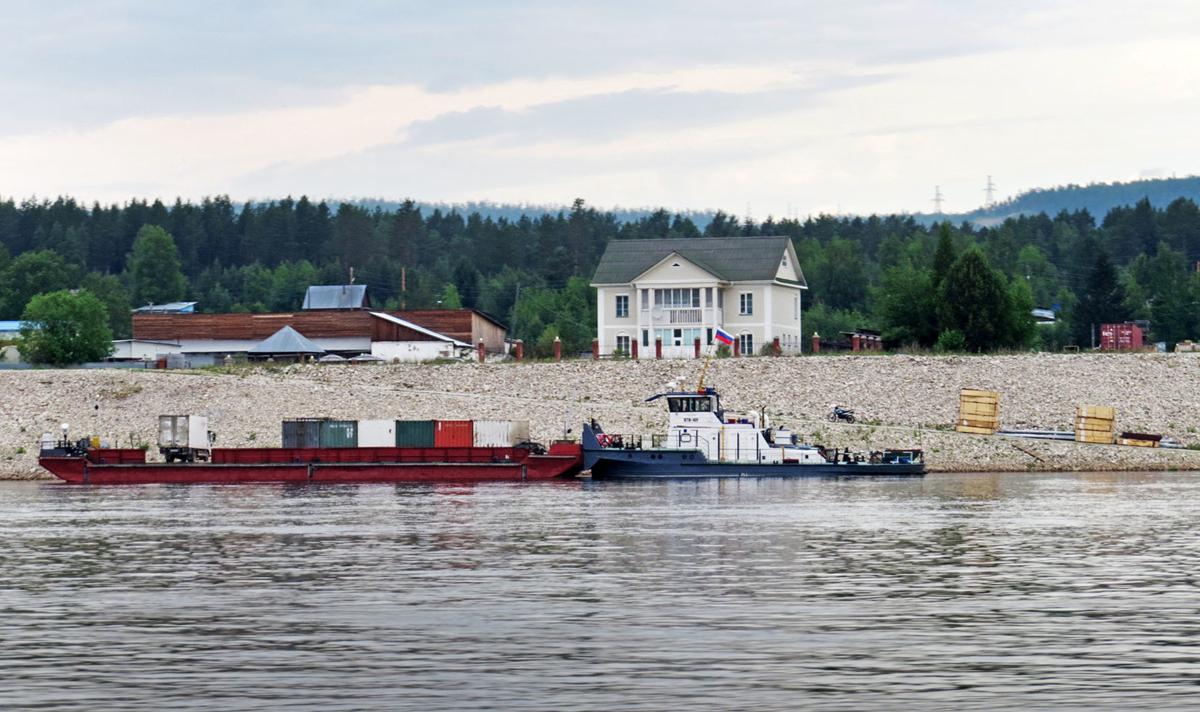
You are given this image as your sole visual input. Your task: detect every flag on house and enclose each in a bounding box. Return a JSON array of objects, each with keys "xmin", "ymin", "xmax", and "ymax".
[{"xmin": 714, "ymin": 327, "xmax": 735, "ymax": 345}]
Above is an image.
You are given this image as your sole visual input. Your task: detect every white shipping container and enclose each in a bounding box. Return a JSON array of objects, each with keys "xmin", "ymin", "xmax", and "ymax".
[
  {"xmin": 158, "ymin": 415, "xmax": 210, "ymax": 449},
  {"xmin": 357, "ymin": 419, "xmax": 396, "ymax": 447},
  {"xmin": 472, "ymin": 420, "xmax": 531, "ymax": 447}
]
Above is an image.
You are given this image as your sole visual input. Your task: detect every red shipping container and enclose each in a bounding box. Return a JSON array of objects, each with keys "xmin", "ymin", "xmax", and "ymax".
[
  {"xmin": 434, "ymin": 420, "xmax": 474, "ymax": 447},
  {"xmin": 1100, "ymin": 323, "xmax": 1143, "ymax": 351}
]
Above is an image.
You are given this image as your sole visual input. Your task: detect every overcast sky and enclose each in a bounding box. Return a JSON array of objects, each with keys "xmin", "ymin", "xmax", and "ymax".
[{"xmin": 2, "ymin": 1, "xmax": 1199, "ymax": 217}]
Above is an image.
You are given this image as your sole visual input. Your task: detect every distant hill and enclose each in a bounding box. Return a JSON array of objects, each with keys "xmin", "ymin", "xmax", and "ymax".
[{"xmin": 916, "ymin": 176, "xmax": 1200, "ymax": 225}]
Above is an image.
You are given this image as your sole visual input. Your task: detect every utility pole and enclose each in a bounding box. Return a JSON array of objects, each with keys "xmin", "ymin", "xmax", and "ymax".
[
  {"xmin": 984, "ymin": 175, "xmax": 997, "ymax": 208},
  {"xmin": 932, "ymin": 186, "xmax": 945, "ymax": 215},
  {"xmin": 400, "ymin": 266, "xmax": 406, "ymax": 309}
]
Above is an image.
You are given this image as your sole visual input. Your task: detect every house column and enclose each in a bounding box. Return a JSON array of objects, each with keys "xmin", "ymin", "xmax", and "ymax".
[
  {"xmin": 634, "ymin": 284, "xmax": 642, "ymax": 361},
  {"xmin": 762, "ymin": 285, "xmax": 773, "ymax": 349},
  {"xmin": 596, "ymin": 287, "xmax": 606, "ymax": 356}
]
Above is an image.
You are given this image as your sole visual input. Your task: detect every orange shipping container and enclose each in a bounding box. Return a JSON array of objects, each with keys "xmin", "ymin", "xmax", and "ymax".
[{"xmin": 434, "ymin": 420, "xmax": 474, "ymax": 447}]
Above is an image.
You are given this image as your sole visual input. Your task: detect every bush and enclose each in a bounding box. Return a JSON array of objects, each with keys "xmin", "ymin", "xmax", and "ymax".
[
  {"xmin": 935, "ymin": 329, "xmax": 967, "ymax": 353},
  {"xmin": 19, "ymin": 290, "xmax": 114, "ymax": 365}
]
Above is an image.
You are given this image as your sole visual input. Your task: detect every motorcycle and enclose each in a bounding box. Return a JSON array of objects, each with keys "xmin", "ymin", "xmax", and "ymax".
[{"xmin": 828, "ymin": 406, "xmax": 856, "ymax": 424}]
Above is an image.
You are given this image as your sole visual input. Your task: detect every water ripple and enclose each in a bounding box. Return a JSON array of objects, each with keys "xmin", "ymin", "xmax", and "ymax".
[{"xmin": 1, "ymin": 473, "xmax": 1200, "ymax": 710}]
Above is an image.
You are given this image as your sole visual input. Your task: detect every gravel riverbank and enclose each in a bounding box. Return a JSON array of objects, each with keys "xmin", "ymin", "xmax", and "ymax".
[{"xmin": 3, "ymin": 352, "xmax": 1200, "ymax": 479}]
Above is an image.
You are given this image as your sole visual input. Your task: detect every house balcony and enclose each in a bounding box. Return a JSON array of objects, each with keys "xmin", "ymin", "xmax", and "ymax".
[{"xmin": 639, "ymin": 307, "xmax": 723, "ymax": 326}]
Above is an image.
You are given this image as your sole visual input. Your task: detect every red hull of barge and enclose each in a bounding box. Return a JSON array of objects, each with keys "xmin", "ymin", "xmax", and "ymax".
[{"xmin": 39, "ymin": 443, "xmax": 583, "ymax": 485}]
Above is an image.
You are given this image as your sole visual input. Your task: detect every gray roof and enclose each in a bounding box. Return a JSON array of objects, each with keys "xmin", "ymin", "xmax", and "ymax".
[
  {"xmin": 248, "ymin": 326, "xmax": 326, "ymax": 354},
  {"xmin": 133, "ymin": 301, "xmax": 197, "ymax": 314},
  {"xmin": 302, "ymin": 285, "xmax": 369, "ymax": 309},
  {"xmin": 591, "ymin": 236, "xmax": 802, "ymax": 285}
]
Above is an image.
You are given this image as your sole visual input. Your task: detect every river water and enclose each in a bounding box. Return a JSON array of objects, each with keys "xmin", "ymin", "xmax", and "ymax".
[{"xmin": 2, "ymin": 472, "xmax": 1199, "ymax": 711}]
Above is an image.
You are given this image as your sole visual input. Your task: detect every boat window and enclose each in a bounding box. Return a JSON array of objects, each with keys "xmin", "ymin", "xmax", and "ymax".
[{"xmin": 667, "ymin": 397, "xmax": 713, "ymax": 413}]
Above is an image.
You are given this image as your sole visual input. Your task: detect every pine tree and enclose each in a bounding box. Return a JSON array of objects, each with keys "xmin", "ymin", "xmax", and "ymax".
[{"xmin": 127, "ymin": 225, "xmax": 187, "ymax": 307}]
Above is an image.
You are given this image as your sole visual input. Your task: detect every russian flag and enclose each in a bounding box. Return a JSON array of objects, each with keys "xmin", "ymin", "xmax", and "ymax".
[{"xmin": 714, "ymin": 327, "xmax": 735, "ymax": 345}]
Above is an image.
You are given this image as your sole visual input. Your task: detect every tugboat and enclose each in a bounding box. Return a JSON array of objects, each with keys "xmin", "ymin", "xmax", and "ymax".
[{"xmin": 582, "ymin": 387, "xmax": 924, "ymax": 479}]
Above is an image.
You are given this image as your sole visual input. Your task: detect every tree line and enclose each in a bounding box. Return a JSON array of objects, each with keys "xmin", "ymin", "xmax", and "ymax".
[{"xmin": 1, "ymin": 193, "xmax": 1199, "ymax": 358}]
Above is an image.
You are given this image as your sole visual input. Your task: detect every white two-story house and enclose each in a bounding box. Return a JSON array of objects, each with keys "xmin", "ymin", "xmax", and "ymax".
[{"xmin": 591, "ymin": 236, "xmax": 807, "ymax": 358}]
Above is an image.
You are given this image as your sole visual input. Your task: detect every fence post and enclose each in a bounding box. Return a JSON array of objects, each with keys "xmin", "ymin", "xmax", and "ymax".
[
  {"xmin": 694, "ymin": 337, "xmax": 701, "ymax": 359},
  {"xmin": 811, "ymin": 332, "xmax": 820, "ymax": 354},
  {"xmin": 631, "ymin": 339, "xmax": 639, "ymax": 360},
  {"xmin": 477, "ymin": 339, "xmax": 486, "ymax": 363},
  {"xmin": 733, "ymin": 339, "xmax": 740, "ymax": 358},
  {"xmin": 592, "ymin": 339, "xmax": 600, "ymax": 360},
  {"xmin": 554, "ymin": 336, "xmax": 562, "ymax": 362},
  {"xmin": 851, "ymin": 334, "xmax": 861, "ymax": 352},
  {"xmin": 514, "ymin": 339, "xmax": 523, "ymax": 361},
  {"xmin": 772, "ymin": 337, "xmax": 781, "ymax": 356}
]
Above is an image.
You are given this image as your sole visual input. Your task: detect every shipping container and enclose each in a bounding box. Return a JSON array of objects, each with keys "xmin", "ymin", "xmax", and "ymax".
[
  {"xmin": 158, "ymin": 415, "xmax": 210, "ymax": 449},
  {"xmin": 395, "ymin": 420, "xmax": 435, "ymax": 447},
  {"xmin": 358, "ymin": 419, "xmax": 396, "ymax": 447},
  {"xmin": 1100, "ymin": 323, "xmax": 1144, "ymax": 351},
  {"xmin": 282, "ymin": 418, "xmax": 323, "ymax": 448},
  {"xmin": 434, "ymin": 420, "xmax": 474, "ymax": 447},
  {"xmin": 472, "ymin": 420, "xmax": 532, "ymax": 447},
  {"xmin": 320, "ymin": 420, "xmax": 359, "ymax": 448}
]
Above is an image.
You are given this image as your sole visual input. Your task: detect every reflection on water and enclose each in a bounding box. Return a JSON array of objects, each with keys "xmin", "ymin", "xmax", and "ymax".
[{"xmin": 2, "ymin": 473, "xmax": 1200, "ymax": 711}]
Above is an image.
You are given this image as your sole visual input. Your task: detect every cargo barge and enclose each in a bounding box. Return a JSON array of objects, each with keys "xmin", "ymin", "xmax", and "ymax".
[{"xmin": 38, "ymin": 416, "xmax": 583, "ymax": 485}]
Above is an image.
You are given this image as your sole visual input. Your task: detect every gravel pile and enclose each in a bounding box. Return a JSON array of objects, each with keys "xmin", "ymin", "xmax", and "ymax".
[{"xmin": 3, "ymin": 352, "xmax": 1200, "ymax": 479}]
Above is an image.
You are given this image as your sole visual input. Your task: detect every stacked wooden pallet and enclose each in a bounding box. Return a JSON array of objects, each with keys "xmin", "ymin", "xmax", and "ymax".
[
  {"xmin": 1116, "ymin": 432, "xmax": 1161, "ymax": 448},
  {"xmin": 1075, "ymin": 405, "xmax": 1115, "ymax": 444},
  {"xmin": 956, "ymin": 389, "xmax": 1000, "ymax": 434}
]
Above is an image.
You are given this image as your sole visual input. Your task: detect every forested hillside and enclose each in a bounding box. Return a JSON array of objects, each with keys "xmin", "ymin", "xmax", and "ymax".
[
  {"xmin": 934, "ymin": 176, "xmax": 1200, "ymax": 225},
  {"xmin": 2, "ymin": 194, "xmax": 1199, "ymax": 355}
]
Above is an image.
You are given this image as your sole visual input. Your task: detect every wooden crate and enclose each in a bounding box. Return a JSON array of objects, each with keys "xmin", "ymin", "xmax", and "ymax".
[
  {"xmin": 1075, "ymin": 431, "xmax": 1114, "ymax": 444},
  {"xmin": 1077, "ymin": 405, "xmax": 1116, "ymax": 420},
  {"xmin": 957, "ymin": 388, "xmax": 1000, "ymax": 434},
  {"xmin": 1116, "ymin": 437, "xmax": 1159, "ymax": 448},
  {"xmin": 958, "ymin": 417, "xmax": 999, "ymax": 429},
  {"xmin": 960, "ymin": 401, "xmax": 1000, "ymax": 417}
]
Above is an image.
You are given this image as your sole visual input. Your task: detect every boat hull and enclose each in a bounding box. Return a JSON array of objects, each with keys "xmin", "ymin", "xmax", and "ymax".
[
  {"xmin": 39, "ymin": 443, "xmax": 583, "ymax": 485},
  {"xmin": 585, "ymin": 453, "xmax": 925, "ymax": 479}
]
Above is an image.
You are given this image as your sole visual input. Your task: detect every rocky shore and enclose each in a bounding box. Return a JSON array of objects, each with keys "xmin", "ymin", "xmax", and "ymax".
[{"xmin": 3, "ymin": 352, "xmax": 1200, "ymax": 479}]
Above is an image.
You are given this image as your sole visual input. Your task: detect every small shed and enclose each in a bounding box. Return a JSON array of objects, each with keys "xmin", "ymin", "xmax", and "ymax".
[{"xmin": 248, "ymin": 326, "xmax": 326, "ymax": 361}]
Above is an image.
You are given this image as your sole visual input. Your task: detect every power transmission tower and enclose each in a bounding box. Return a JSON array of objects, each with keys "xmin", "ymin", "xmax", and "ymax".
[
  {"xmin": 984, "ymin": 175, "xmax": 997, "ymax": 207},
  {"xmin": 932, "ymin": 186, "xmax": 945, "ymax": 215}
]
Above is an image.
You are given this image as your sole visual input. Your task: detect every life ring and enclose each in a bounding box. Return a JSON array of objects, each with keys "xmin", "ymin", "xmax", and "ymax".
[{"xmin": 596, "ymin": 433, "xmax": 612, "ymax": 447}]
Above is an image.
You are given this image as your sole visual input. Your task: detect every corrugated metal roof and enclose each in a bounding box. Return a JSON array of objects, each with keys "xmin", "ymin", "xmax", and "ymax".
[
  {"xmin": 132, "ymin": 302, "xmax": 197, "ymax": 314},
  {"xmin": 591, "ymin": 236, "xmax": 799, "ymax": 285},
  {"xmin": 248, "ymin": 325, "xmax": 326, "ymax": 354},
  {"xmin": 369, "ymin": 312, "xmax": 471, "ymax": 348},
  {"xmin": 302, "ymin": 285, "xmax": 369, "ymax": 309}
]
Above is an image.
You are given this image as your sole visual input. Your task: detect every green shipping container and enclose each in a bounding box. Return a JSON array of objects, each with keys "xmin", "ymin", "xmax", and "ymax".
[
  {"xmin": 395, "ymin": 420, "xmax": 435, "ymax": 447},
  {"xmin": 320, "ymin": 420, "xmax": 358, "ymax": 448}
]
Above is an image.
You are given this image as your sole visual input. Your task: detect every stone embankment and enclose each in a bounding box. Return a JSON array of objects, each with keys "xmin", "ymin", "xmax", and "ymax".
[{"xmin": 3, "ymin": 352, "xmax": 1200, "ymax": 479}]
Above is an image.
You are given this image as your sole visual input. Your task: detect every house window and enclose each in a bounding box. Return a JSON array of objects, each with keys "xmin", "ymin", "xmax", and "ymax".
[
  {"xmin": 615, "ymin": 295, "xmax": 629, "ymax": 318},
  {"xmin": 739, "ymin": 292, "xmax": 753, "ymax": 316},
  {"xmin": 717, "ymin": 290, "xmax": 724, "ymax": 308},
  {"xmin": 641, "ymin": 289, "xmax": 649, "ymax": 309},
  {"xmin": 616, "ymin": 335, "xmax": 630, "ymax": 354},
  {"xmin": 706, "ymin": 328, "xmax": 713, "ymax": 345},
  {"xmin": 739, "ymin": 333, "xmax": 754, "ymax": 355},
  {"xmin": 705, "ymin": 288, "xmax": 713, "ymax": 307},
  {"xmin": 653, "ymin": 288, "xmax": 700, "ymax": 308},
  {"xmin": 642, "ymin": 329, "xmax": 649, "ymax": 347},
  {"xmin": 793, "ymin": 296, "xmax": 799, "ymax": 320}
]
